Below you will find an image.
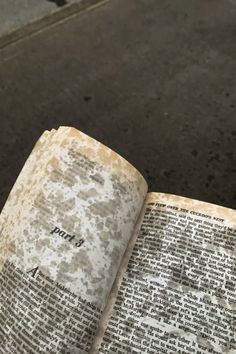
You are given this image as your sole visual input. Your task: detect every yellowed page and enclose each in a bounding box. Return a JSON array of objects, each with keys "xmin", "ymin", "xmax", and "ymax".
[
  {"xmin": 0, "ymin": 127, "xmax": 147, "ymax": 354},
  {"xmin": 90, "ymin": 198, "xmax": 148, "ymax": 353},
  {"xmin": 99, "ymin": 193, "xmax": 236, "ymax": 354}
]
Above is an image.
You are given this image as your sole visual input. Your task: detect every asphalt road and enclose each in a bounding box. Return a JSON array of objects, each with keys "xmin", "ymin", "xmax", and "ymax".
[{"xmin": 0, "ymin": 0, "xmax": 236, "ymax": 210}]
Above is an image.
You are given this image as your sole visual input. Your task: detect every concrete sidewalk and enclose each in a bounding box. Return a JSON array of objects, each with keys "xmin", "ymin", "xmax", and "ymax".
[
  {"xmin": 0, "ymin": 0, "xmax": 236, "ymax": 209},
  {"xmin": 0, "ymin": 0, "xmax": 69, "ymax": 35},
  {"xmin": 0, "ymin": 0, "xmax": 104, "ymax": 49}
]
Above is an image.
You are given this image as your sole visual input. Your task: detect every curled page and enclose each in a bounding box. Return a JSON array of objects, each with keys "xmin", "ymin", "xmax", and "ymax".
[{"xmin": 0, "ymin": 127, "xmax": 147, "ymax": 353}]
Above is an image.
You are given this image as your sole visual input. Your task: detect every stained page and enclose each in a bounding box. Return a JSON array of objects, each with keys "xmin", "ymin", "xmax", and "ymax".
[
  {"xmin": 0, "ymin": 127, "xmax": 147, "ymax": 353},
  {"xmin": 99, "ymin": 193, "xmax": 236, "ymax": 354}
]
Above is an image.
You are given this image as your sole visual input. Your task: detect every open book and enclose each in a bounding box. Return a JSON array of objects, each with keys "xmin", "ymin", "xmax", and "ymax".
[{"xmin": 0, "ymin": 127, "xmax": 235, "ymax": 354}]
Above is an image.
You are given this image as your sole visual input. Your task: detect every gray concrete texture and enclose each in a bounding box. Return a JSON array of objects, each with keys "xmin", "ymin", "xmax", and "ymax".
[
  {"xmin": 0, "ymin": 0, "xmax": 236, "ymax": 210},
  {"xmin": 0, "ymin": 0, "xmax": 79, "ymax": 37}
]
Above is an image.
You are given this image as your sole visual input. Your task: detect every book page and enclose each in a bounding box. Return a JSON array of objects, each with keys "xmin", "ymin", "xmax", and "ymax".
[
  {"xmin": 90, "ymin": 198, "xmax": 148, "ymax": 353},
  {"xmin": 99, "ymin": 193, "xmax": 236, "ymax": 354},
  {"xmin": 0, "ymin": 127, "xmax": 147, "ymax": 353}
]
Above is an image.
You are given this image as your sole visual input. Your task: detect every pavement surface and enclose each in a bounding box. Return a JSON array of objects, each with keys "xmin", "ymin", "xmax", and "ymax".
[
  {"xmin": 0, "ymin": 0, "xmax": 80, "ymax": 38},
  {"xmin": 0, "ymin": 0, "xmax": 236, "ymax": 210}
]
